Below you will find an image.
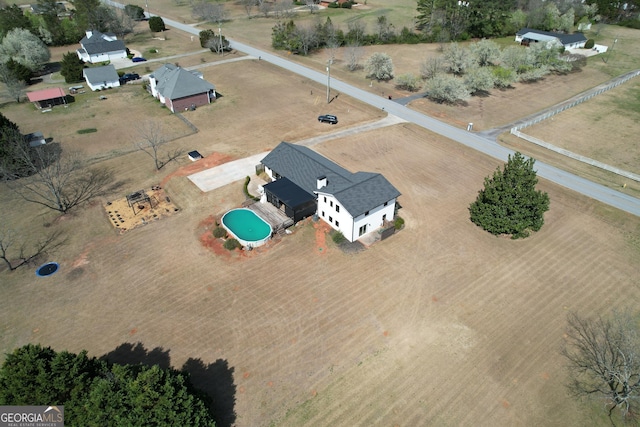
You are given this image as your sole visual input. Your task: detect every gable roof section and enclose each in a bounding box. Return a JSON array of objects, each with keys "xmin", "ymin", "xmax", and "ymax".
[
  {"xmin": 27, "ymin": 87, "xmax": 65, "ymax": 102},
  {"xmin": 80, "ymin": 30, "xmax": 125, "ymax": 55},
  {"xmin": 152, "ymin": 64, "xmax": 215, "ymax": 100},
  {"xmin": 517, "ymin": 28, "xmax": 586, "ymax": 45},
  {"xmin": 83, "ymin": 65, "xmax": 119, "ymax": 83},
  {"xmin": 261, "ymin": 142, "xmax": 401, "ymax": 217}
]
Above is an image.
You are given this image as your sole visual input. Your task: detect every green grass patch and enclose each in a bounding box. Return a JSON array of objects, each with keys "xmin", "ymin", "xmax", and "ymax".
[{"xmin": 76, "ymin": 128, "xmax": 97, "ymax": 134}]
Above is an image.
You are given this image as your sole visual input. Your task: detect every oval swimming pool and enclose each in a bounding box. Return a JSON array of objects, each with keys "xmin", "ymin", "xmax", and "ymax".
[{"xmin": 221, "ymin": 208, "xmax": 272, "ymax": 248}]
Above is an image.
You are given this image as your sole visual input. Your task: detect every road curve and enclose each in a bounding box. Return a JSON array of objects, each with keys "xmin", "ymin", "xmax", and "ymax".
[{"xmin": 105, "ymin": 1, "xmax": 640, "ymax": 217}]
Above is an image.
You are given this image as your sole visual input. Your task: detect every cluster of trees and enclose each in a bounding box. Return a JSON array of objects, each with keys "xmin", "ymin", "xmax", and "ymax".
[
  {"xmin": 199, "ymin": 29, "xmax": 230, "ymax": 53},
  {"xmin": 416, "ymin": 0, "xmax": 628, "ymax": 41},
  {"xmin": 420, "ymin": 39, "xmax": 581, "ymax": 103},
  {"xmin": 272, "ymin": 16, "xmax": 428, "ymax": 56},
  {"xmin": 0, "ymin": 344, "xmax": 217, "ymax": 425}
]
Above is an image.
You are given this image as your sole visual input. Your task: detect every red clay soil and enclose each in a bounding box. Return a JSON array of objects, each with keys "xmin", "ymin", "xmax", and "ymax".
[
  {"xmin": 313, "ymin": 220, "xmax": 331, "ymax": 255},
  {"xmin": 161, "ymin": 152, "xmax": 234, "ymax": 187}
]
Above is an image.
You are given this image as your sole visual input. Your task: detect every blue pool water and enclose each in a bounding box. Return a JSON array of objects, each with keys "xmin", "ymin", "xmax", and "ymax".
[{"xmin": 221, "ymin": 208, "xmax": 272, "ymax": 246}]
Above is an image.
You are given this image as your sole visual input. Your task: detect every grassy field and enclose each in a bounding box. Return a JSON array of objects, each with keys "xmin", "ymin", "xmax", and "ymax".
[{"xmin": 2, "ymin": 2, "xmax": 640, "ymax": 426}]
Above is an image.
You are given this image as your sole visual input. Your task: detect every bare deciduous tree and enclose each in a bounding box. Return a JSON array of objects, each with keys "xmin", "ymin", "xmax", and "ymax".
[
  {"xmin": 273, "ymin": 0, "xmax": 294, "ymax": 19},
  {"xmin": 191, "ymin": 2, "xmax": 227, "ymax": 23},
  {"xmin": 258, "ymin": 0, "xmax": 272, "ymax": 18},
  {"xmin": 420, "ymin": 56, "xmax": 444, "ymax": 80},
  {"xmin": 240, "ymin": 0, "xmax": 256, "ymax": 17},
  {"xmin": 0, "ymin": 227, "xmax": 66, "ymax": 271},
  {"xmin": 0, "ymin": 128, "xmax": 118, "ymax": 213},
  {"xmin": 344, "ymin": 42, "xmax": 364, "ymax": 71},
  {"xmin": 562, "ymin": 311, "xmax": 640, "ymax": 422},
  {"xmin": 136, "ymin": 121, "xmax": 183, "ymax": 171}
]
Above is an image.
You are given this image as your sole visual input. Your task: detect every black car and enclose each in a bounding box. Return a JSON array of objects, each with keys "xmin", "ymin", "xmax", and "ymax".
[
  {"xmin": 120, "ymin": 73, "xmax": 140, "ymax": 83},
  {"xmin": 318, "ymin": 114, "xmax": 338, "ymax": 124}
]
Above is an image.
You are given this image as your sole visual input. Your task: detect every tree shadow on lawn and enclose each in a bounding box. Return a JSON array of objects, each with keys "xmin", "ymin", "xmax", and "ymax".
[{"xmin": 102, "ymin": 342, "xmax": 236, "ymax": 427}]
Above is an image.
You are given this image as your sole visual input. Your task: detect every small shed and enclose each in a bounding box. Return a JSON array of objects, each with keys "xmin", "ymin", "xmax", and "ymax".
[{"xmin": 27, "ymin": 88, "xmax": 67, "ymax": 109}]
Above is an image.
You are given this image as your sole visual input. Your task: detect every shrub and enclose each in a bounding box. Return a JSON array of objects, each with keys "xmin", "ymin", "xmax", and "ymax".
[
  {"xmin": 331, "ymin": 231, "xmax": 346, "ymax": 244},
  {"xmin": 395, "ymin": 73, "xmax": 421, "ymax": 92},
  {"xmin": 341, "ymin": 1, "xmax": 352, "ymax": 8},
  {"xmin": 77, "ymin": 128, "xmax": 97, "ymax": 134},
  {"xmin": 244, "ymin": 176, "xmax": 260, "ymax": 201},
  {"xmin": 584, "ymin": 39, "xmax": 595, "ymax": 49},
  {"xmin": 212, "ymin": 227, "xmax": 227, "ymax": 238},
  {"xmin": 224, "ymin": 238, "xmax": 241, "ymax": 250},
  {"xmin": 394, "ymin": 216, "xmax": 404, "ymax": 230},
  {"xmin": 328, "ymin": 2, "xmax": 339, "ymax": 7}
]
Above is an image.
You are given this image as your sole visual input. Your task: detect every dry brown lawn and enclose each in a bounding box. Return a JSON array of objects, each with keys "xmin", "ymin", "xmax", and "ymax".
[{"xmin": 2, "ymin": 8, "xmax": 640, "ymax": 427}]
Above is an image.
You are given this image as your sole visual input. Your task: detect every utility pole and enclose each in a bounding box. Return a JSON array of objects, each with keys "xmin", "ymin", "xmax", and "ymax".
[
  {"xmin": 604, "ymin": 38, "xmax": 617, "ymax": 64},
  {"xmin": 326, "ymin": 60, "xmax": 332, "ymax": 104}
]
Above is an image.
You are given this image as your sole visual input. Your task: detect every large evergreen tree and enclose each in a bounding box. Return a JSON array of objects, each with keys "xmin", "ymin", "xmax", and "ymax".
[
  {"xmin": 0, "ymin": 344, "xmax": 216, "ymax": 426},
  {"xmin": 469, "ymin": 152, "xmax": 550, "ymax": 239},
  {"xmin": 60, "ymin": 51, "xmax": 84, "ymax": 83}
]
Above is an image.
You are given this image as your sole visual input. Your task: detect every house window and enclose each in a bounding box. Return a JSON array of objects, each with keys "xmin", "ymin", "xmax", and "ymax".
[
  {"xmin": 322, "ymin": 211, "xmax": 325, "ymax": 217},
  {"xmin": 382, "ymin": 214, "xmax": 386, "ymax": 222},
  {"xmin": 335, "ymin": 220, "xmax": 339, "ymax": 227},
  {"xmin": 330, "ymin": 201, "xmax": 333, "ymax": 207},
  {"xmin": 365, "ymin": 211, "xmax": 369, "ymax": 216},
  {"xmin": 384, "ymin": 201, "xmax": 388, "ymax": 206},
  {"xmin": 329, "ymin": 216, "xmax": 333, "ymax": 223},
  {"xmin": 324, "ymin": 196, "xmax": 326, "ymax": 203},
  {"xmin": 359, "ymin": 225, "xmax": 367, "ymax": 236},
  {"xmin": 336, "ymin": 205, "xmax": 340, "ymax": 212}
]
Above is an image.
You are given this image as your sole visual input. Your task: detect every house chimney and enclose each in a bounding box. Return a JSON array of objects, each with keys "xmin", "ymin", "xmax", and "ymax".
[
  {"xmin": 86, "ymin": 30, "xmax": 93, "ymax": 38},
  {"xmin": 317, "ymin": 176, "xmax": 327, "ymax": 189}
]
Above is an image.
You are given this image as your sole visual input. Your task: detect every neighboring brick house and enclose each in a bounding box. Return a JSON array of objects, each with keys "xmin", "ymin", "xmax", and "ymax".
[
  {"xmin": 148, "ymin": 64, "xmax": 217, "ymax": 113},
  {"xmin": 77, "ymin": 30, "xmax": 127, "ymax": 64}
]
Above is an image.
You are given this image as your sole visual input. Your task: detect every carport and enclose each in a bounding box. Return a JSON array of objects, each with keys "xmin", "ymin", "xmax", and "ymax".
[{"xmin": 27, "ymin": 88, "xmax": 67, "ymax": 109}]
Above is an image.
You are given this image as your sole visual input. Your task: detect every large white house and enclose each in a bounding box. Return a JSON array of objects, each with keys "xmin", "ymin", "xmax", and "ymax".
[
  {"xmin": 77, "ymin": 30, "xmax": 127, "ymax": 64},
  {"xmin": 260, "ymin": 142, "xmax": 401, "ymax": 242}
]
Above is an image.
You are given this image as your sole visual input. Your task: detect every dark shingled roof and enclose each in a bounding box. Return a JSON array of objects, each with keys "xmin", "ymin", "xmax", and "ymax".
[
  {"xmin": 516, "ymin": 28, "xmax": 587, "ymax": 45},
  {"xmin": 263, "ymin": 177, "xmax": 315, "ymax": 208},
  {"xmin": 151, "ymin": 64, "xmax": 216, "ymax": 100},
  {"xmin": 80, "ymin": 30, "xmax": 126, "ymax": 55},
  {"xmin": 261, "ymin": 142, "xmax": 400, "ymax": 217}
]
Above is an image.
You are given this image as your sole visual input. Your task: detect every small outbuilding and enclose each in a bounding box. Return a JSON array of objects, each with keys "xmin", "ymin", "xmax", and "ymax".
[
  {"xmin": 83, "ymin": 65, "xmax": 121, "ymax": 91},
  {"xmin": 27, "ymin": 88, "xmax": 67, "ymax": 109}
]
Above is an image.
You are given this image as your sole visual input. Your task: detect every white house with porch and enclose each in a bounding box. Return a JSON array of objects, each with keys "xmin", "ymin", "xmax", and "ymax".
[
  {"xmin": 260, "ymin": 142, "xmax": 401, "ymax": 242},
  {"xmin": 77, "ymin": 30, "xmax": 127, "ymax": 64}
]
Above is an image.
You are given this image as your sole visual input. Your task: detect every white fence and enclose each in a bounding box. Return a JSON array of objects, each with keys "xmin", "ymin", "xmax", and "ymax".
[{"xmin": 509, "ymin": 70, "xmax": 640, "ymax": 182}]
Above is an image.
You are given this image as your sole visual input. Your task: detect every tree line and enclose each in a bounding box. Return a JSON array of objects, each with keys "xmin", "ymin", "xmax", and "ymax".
[
  {"xmin": 416, "ymin": 0, "xmax": 635, "ymax": 41},
  {"xmin": 0, "ymin": 344, "xmax": 218, "ymax": 426}
]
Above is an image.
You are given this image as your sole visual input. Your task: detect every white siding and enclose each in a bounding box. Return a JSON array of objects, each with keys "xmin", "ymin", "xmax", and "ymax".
[{"xmin": 350, "ymin": 199, "xmax": 396, "ymax": 242}]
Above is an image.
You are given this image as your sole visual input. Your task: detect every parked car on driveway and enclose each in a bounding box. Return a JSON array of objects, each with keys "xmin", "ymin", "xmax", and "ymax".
[
  {"xmin": 132, "ymin": 57, "xmax": 147, "ymax": 62},
  {"xmin": 318, "ymin": 114, "xmax": 338, "ymax": 124},
  {"xmin": 120, "ymin": 73, "xmax": 140, "ymax": 83}
]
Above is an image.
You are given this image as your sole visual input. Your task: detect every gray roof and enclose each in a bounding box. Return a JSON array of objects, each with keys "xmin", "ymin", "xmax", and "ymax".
[
  {"xmin": 516, "ymin": 28, "xmax": 587, "ymax": 45},
  {"xmin": 261, "ymin": 142, "xmax": 400, "ymax": 217},
  {"xmin": 83, "ymin": 65, "xmax": 119, "ymax": 84},
  {"xmin": 151, "ymin": 64, "xmax": 215, "ymax": 100},
  {"xmin": 80, "ymin": 30, "xmax": 126, "ymax": 55}
]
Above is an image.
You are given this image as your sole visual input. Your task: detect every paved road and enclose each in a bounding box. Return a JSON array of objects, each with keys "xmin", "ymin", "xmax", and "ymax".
[{"xmin": 105, "ymin": 1, "xmax": 640, "ymax": 217}]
